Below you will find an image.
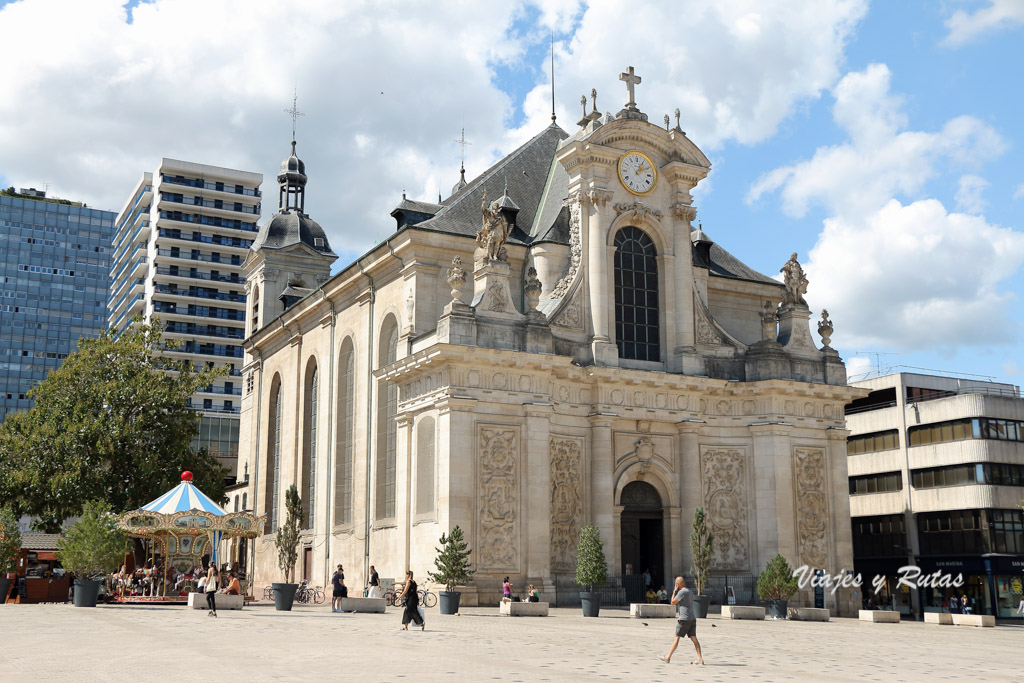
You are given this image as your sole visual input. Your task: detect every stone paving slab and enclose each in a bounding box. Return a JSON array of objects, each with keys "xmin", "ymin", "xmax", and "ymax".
[{"xmin": 2, "ymin": 602, "xmax": 1022, "ymax": 682}]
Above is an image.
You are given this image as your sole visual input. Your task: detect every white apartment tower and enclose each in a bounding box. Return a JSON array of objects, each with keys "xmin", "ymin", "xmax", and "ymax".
[{"xmin": 109, "ymin": 159, "xmax": 263, "ymax": 476}]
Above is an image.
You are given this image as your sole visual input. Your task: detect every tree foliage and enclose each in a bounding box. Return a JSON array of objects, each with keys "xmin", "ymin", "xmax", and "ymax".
[
  {"xmin": 690, "ymin": 506, "xmax": 714, "ymax": 596},
  {"xmin": 428, "ymin": 525, "xmax": 475, "ymax": 593},
  {"xmin": 0, "ymin": 320, "xmax": 227, "ymax": 531},
  {"xmin": 56, "ymin": 500, "xmax": 128, "ymax": 578},
  {"xmin": 756, "ymin": 553, "xmax": 800, "ymax": 601},
  {"xmin": 0, "ymin": 506, "xmax": 21, "ymax": 574},
  {"xmin": 575, "ymin": 524, "xmax": 608, "ymax": 591},
  {"xmin": 276, "ymin": 485, "xmax": 303, "ymax": 583}
]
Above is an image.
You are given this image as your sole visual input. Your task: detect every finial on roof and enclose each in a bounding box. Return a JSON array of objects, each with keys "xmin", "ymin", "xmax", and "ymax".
[
  {"xmin": 591, "ymin": 88, "xmax": 598, "ymax": 115},
  {"xmin": 580, "ymin": 95, "xmax": 587, "ymax": 118},
  {"xmin": 664, "ymin": 114, "xmax": 670, "ymax": 130},
  {"xmin": 619, "ymin": 66, "xmax": 641, "ymax": 110},
  {"xmin": 550, "ymin": 30, "xmax": 556, "ymax": 123},
  {"xmin": 285, "ymin": 88, "xmax": 305, "ymax": 142},
  {"xmin": 439, "ymin": 190, "xmax": 442, "ymax": 203}
]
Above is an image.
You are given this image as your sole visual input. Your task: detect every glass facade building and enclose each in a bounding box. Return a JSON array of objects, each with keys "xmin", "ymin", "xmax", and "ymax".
[
  {"xmin": 109, "ymin": 160, "xmax": 262, "ymax": 476},
  {"xmin": 0, "ymin": 190, "xmax": 115, "ymax": 423}
]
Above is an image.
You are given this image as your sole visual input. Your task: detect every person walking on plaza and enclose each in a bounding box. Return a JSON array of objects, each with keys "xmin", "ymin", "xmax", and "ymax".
[
  {"xmin": 206, "ymin": 564, "xmax": 219, "ymax": 617},
  {"xmin": 367, "ymin": 565, "xmax": 381, "ymax": 599},
  {"xmin": 660, "ymin": 576, "xmax": 703, "ymax": 666},
  {"xmin": 398, "ymin": 570, "xmax": 424, "ymax": 631},
  {"xmin": 332, "ymin": 564, "xmax": 347, "ymax": 613}
]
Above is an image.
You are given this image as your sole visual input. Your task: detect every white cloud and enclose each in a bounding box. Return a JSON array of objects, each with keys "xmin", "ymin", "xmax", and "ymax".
[
  {"xmin": 0, "ymin": 0, "xmax": 867, "ymax": 261},
  {"xmin": 1014, "ymin": 183, "xmax": 1024, "ymax": 200},
  {"xmin": 751, "ymin": 63, "xmax": 1023, "ymax": 352},
  {"xmin": 955, "ymin": 174, "xmax": 990, "ymax": 214},
  {"xmin": 943, "ymin": 0, "xmax": 1024, "ymax": 47},
  {"xmin": 845, "ymin": 356, "xmax": 876, "ymax": 381}
]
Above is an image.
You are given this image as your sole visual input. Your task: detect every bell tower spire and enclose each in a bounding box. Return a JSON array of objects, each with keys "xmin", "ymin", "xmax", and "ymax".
[{"xmin": 279, "ymin": 92, "xmax": 308, "ymax": 214}]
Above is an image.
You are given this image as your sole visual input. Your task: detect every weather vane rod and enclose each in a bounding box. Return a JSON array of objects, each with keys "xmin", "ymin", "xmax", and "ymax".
[{"xmin": 285, "ymin": 88, "xmax": 305, "ymax": 141}]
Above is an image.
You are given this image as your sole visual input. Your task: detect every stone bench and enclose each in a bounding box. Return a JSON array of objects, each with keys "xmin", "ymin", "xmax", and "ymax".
[
  {"xmin": 630, "ymin": 603, "xmax": 675, "ymax": 618},
  {"xmin": 787, "ymin": 607, "xmax": 830, "ymax": 622},
  {"xmin": 721, "ymin": 605, "xmax": 765, "ymax": 620},
  {"xmin": 924, "ymin": 612, "xmax": 953, "ymax": 625},
  {"xmin": 859, "ymin": 609, "xmax": 899, "ymax": 623},
  {"xmin": 188, "ymin": 592, "xmax": 244, "ymax": 610},
  {"xmin": 339, "ymin": 597, "xmax": 386, "ymax": 613},
  {"xmin": 499, "ymin": 601, "xmax": 549, "ymax": 616},
  {"xmin": 952, "ymin": 613, "xmax": 994, "ymax": 627}
]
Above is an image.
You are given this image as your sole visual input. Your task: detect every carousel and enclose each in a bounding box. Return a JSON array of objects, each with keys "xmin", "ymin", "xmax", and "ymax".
[{"xmin": 115, "ymin": 471, "xmax": 264, "ymax": 603}]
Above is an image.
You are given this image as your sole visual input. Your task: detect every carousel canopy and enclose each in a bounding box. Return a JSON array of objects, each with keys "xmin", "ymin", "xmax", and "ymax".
[{"xmin": 141, "ymin": 471, "xmax": 226, "ymax": 516}]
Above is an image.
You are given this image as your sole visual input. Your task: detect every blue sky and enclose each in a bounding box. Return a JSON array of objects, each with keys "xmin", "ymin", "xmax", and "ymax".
[{"xmin": 1, "ymin": 0, "xmax": 1023, "ymax": 384}]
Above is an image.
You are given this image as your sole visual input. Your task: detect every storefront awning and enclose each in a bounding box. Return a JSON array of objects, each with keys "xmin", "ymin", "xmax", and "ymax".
[{"xmin": 36, "ymin": 551, "xmax": 57, "ymax": 561}]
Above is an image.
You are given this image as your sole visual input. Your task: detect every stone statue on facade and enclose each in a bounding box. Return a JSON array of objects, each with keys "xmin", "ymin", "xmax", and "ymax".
[
  {"xmin": 446, "ymin": 255, "xmax": 466, "ymax": 301},
  {"xmin": 478, "ymin": 189, "xmax": 511, "ymax": 263},
  {"xmin": 817, "ymin": 309, "xmax": 834, "ymax": 349},
  {"xmin": 761, "ymin": 300, "xmax": 778, "ymax": 342},
  {"xmin": 781, "ymin": 252, "xmax": 809, "ymax": 305}
]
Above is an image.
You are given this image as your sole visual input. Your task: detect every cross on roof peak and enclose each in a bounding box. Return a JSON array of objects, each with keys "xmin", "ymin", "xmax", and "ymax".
[
  {"xmin": 285, "ymin": 90, "xmax": 305, "ymax": 142},
  {"xmin": 619, "ymin": 66, "xmax": 641, "ymax": 109}
]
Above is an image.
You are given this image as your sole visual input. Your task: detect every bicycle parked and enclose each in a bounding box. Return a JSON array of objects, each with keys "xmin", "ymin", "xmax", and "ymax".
[
  {"xmin": 387, "ymin": 581, "xmax": 436, "ymax": 608},
  {"xmin": 263, "ymin": 581, "xmax": 325, "ymax": 604}
]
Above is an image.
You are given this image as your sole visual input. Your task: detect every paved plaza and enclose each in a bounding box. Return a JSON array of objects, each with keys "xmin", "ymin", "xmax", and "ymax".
[{"xmin": 2, "ymin": 602, "xmax": 1021, "ymax": 682}]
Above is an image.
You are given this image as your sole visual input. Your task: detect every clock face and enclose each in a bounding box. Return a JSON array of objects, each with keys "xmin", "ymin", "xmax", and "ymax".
[{"xmin": 618, "ymin": 151, "xmax": 657, "ymax": 195}]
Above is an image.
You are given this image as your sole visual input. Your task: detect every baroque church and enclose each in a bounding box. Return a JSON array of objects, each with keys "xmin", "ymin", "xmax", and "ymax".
[{"xmin": 239, "ymin": 68, "xmax": 863, "ymax": 610}]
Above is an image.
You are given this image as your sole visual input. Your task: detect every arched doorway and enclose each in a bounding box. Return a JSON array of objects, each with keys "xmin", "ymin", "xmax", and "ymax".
[{"xmin": 620, "ymin": 480, "xmax": 664, "ymax": 601}]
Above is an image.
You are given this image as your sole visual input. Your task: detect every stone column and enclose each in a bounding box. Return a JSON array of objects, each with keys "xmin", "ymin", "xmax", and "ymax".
[
  {"xmin": 395, "ymin": 413, "xmax": 414, "ymax": 573},
  {"xmin": 589, "ymin": 415, "xmax": 617, "ymax": 573},
  {"xmin": 671, "ymin": 204, "xmax": 697, "ymax": 372},
  {"xmin": 664, "ymin": 506, "xmax": 683, "ymax": 586},
  {"xmin": 676, "ymin": 422, "xmax": 703, "ymax": 572},
  {"xmin": 586, "ymin": 190, "xmax": 617, "ymax": 365},
  {"xmin": 748, "ymin": 423, "xmax": 793, "ymax": 572},
  {"xmin": 523, "ymin": 402, "xmax": 553, "ymax": 591},
  {"xmin": 826, "ymin": 426, "xmax": 858, "ymax": 616},
  {"xmin": 435, "ymin": 396, "xmax": 481, "ymax": 603}
]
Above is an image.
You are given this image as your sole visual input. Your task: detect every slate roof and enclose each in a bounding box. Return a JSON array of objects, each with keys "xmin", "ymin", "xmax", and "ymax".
[
  {"xmin": 20, "ymin": 533, "xmax": 62, "ymax": 551},
  {"xmin": 251, "ymin": 210, "xmax": 337, "ymax": 258}
]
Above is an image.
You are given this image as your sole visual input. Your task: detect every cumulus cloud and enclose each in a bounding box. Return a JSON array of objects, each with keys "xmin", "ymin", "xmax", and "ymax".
[
  {"xmin": 943, "ymin": 0, "xmax": 1024, "ymax": 47},
  {"xmin": 955, "ymin": 174, "xmax": 990, "ymax": 214},
  {"xmin": 0, "ymin": 0, "xmax": 866, "ymax": 263},
  {"xmin": 845, "ymin": 356, "xmax": 876, "ymax": 381},
  {"xmin": 751, "ymin": 63, "xmax": 1023, "ymax": 352}
]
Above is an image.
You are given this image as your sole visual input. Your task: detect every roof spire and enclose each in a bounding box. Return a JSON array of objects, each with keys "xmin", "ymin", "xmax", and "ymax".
[
  {"xmin": 550, "ymin": 30, "xmax": 557, "ymax": 123},
  {"xmin": 284, "ymin": 88, "xmax": 305, "ymax": 142}
]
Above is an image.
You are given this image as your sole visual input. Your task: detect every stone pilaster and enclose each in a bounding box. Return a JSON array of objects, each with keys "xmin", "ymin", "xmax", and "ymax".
[
  {"xmin": 675, "ymin": 421, "xmax": 703, "ymax": 572},
  {"xmin": 586, "ymin": 190, "xmax": 618, "ymax": 365},
  {"xmin": 748, "ymin": 423, "xmax": 793, "ymax": 573},
  {"xmin": 671, "ymin": 203, "xmax": 697, "ymax": 371},
  {"xmin": 523, "ymin": 403, "xmax": 553, "ymax": 580},
  {"xmin": 395, "ymin": 413, "xmax": 414, "ymax": 572},
  {"xmin": 589, "ymin": 415, "xmax": 617, "ymax": 573}
]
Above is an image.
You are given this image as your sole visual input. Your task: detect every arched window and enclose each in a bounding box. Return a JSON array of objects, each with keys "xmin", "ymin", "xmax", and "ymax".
[
  {"xmin": 375, "ymin": 315, "xmax": 399, "ymax": 519},
  {"xmin": 251, "ymin": 284, "xmax": 260, "ymax": 334},
  {"xmin": 335, "ymin": 337, "xmax": 355, "ymax": 525},
  {"xmin": 416, "ymin": 416, "xmax": 435, "ymax": 516},
  {"xmin": 302, "ymin": 359, "xmax": 318, "ymax": 530},
  {"xmin": 242, "ymin": 492, "xmax": 247, "ymax": 511},
  {"xmin": 614, "ymin": 226, "xmax": 660, "ymax": 361},
  {"xmin": 234, "ymin": 495, "xmax": 239, "ymax": 512},
  {"xmin": 266, "ymin": 375, "xmax": 283, "ymax": 529}
]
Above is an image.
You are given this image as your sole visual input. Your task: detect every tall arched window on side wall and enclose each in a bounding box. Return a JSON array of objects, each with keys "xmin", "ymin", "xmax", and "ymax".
[
  {"xmin": 415, "ymin": 416, "xmax": 435, "ymax": 516},
  {"xmin": 302, "ymin": 359, "xmax": 318, "ymax": 530},
  {"xmin": 251, "ymin": 284, "xmax": 260, "ymax": 335},
  {"xmin": 375, "ymin": 315, "xmax": 400, "ymax": 519},
  {"xmin": 335, "ymin": 337, "xmax": 355, "ymax": 525},
  {"xmin": 614, "ymin": 226, "xmax": 660, "ymax": 361},
  {"xmin": 266, "ymin": 375, "xmax": 283, "ymax": 529}
]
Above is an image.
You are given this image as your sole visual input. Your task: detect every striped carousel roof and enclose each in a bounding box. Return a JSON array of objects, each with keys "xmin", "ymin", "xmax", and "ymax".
[{"xmin": 140, "ymin": 472, "xmax": 226, "ymax": 516}]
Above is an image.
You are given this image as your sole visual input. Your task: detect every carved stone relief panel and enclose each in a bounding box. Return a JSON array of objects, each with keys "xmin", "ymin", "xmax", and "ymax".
[
  {"xmin": 614, "ymin": 433, "xmax": 673, "ymax": 473},
  {"xmin": 552, "ymin": 285, "xmax": 583, "ymax": 329},
  {"xmin": 550, "ymin": 437, "xmax": 584, "ymax": 573},
  {"xmin": 478, "ymin": 425, "xmax": 520, "ymax": 571},
  {"xmin": 793, "ymin": 447, "xmax": 830, "ymax": 570},
  {"xmin": 701, "ymin": 448, "xmax": 750, "ymax": 571},
  {"xmin": 550, "ymin": 200, "xmax": 582, "ymax": 299}
]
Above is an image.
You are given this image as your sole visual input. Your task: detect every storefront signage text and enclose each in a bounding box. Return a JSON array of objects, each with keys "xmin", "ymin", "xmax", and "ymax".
[{"xmin": 793, "ymin": 565, "xmax": 965, "ymax": 595}]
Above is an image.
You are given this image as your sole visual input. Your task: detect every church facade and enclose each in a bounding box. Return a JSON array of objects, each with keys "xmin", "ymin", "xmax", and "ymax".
[{"xmin": 239, "ymin": 69, "xmax": 863, "ymax": 610}]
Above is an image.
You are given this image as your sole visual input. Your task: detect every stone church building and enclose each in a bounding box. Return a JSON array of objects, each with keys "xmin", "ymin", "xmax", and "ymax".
[{"xmin": 239, "ymin": 69, "xmax": 863, "ymax": 610}]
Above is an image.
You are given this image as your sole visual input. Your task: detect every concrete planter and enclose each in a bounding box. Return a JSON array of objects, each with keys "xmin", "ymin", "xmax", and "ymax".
[
  {"xmin": 693, "ymin": 595, "xmax": 710, "ymax": 618},
  {"xmin": 766, "ymin": 599, "xmax": 788, "ymax": 619},
  {"xmin": 272, "ymin": 582, "xmax": 299, "ymax": 611},
  {"xmin": 580, "ymin": 591, "xmax": 601, "ymax": 617},
  {"xmin": 73, "ymin": 578, "xmax": 101, "ymax": 608},
  {"xmin": 439, "ymin": 591, "xmax": 461, "ymax": 615}
]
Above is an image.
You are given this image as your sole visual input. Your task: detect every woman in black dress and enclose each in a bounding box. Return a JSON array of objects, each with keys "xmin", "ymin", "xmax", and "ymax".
[{"xmin": 398, "ymin": 570, "xmax": 424, "ymax": 631}]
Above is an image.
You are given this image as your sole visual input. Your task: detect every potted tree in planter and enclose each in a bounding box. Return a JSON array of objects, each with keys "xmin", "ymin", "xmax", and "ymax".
[
  {"xmin": 757, "ymin": 553, "xmax": 799, "ymax": 619},
  {"xmin": 575, "ymin": 524, "xmax": 608, "ymax": 618},
  {"xmin": 272, "ymin": 485, "xmax": 303, "ymax": 611},
  {"xmin": 689, "ymin": 507, "xmax": 714, "ymax": 618},
  {"xmin": 0, "ymin": 506, "xmax": 21, "ymax": 605},
  {"xmin": 57, "ymin": 500, "xmax": 127, "ymax": 607},
  {"xmin": 428, "ymin": 525, "xmax": 474, "ymax": 615}
]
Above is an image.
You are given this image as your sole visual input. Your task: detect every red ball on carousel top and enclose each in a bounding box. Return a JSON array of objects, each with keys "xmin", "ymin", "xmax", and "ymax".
[{"xmin": 181, "ymin": 471, "xmax": 193, "ymax": 482}]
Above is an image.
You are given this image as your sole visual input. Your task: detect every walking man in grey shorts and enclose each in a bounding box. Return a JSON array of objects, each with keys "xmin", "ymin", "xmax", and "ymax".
[{"xmin": 660, "ymin": 575, "xmax": 704, "ymax": 665}]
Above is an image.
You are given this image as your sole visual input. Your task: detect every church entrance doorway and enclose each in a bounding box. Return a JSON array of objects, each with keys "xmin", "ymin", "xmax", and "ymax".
[{"xmin": 620, "ymin": 481, "xmax": 664, "ymax": 603}]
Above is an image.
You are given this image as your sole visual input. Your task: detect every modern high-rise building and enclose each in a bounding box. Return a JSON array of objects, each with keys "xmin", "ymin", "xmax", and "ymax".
[
  {"xmin": 0, "ymin": 188, "xmax": 115, "ymax": 423},
  {"xmin": 109, "ymin": 160, "xmax": 262, "ymax": 476},
  {"xmin": 846, "ymin": 372, "xmax": 1024, "ymax": 619}
]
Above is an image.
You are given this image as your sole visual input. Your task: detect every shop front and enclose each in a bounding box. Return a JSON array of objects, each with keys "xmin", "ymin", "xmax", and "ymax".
[
  {"xmin": 984, "ymin": 555, "xmax": 1024, "ymax": 619},
  {"xmin": 853, "ymin": 558, "xmax": 913, "ymax": 615}
]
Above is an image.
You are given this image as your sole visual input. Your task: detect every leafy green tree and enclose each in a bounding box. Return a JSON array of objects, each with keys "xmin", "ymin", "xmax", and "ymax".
[
  {"xmin": 56, "ymin": 500, "xmax": 128, "ymax": 578},
  {"xmin": 690, "ymin": 507, "xmax": 714, "ymax": 596},
  {"xmin": 0, "ymin": 506, "xmax": 22, "ymax": 575},
  {"xmin": 428, "ymin": 525, "xmax": 475, "ymax": 593},
  {"xmin": 0, "ymin": 320, "xmax": 227, "ymax": 531},
  {"xmin": 276, "ymin": 485, "xmax": 304, "ymax": 583},
  {"xmin": 756, "ymin": 553, "xmax": 800, "ymax": 601},
  {"xmin": 575, "ymin": 524, "xmax": 608, "ymax": 592}
]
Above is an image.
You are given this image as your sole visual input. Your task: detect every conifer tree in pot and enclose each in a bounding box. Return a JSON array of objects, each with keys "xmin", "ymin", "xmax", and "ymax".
[
  {"xmin": 757, "ymin": 553, "xmax": 799, "ymax": 619},
  {"xmin": 575, "ymin": 524, "xmax": 608, "ymax": 617},
  {"xmin": 56, "ymin": 500, "xmax": 128, "ymax": 607},
  {"xmin": 272, "ymin": 485, "xmax": 304, "ymax": 611},
  {"xmin": 689, "ymin": 507, "xmax": 714, "ymax": 618},
  {"xmin": 428, "ymin": 525, "xmax": 475, "ymax": 615},
  {"xmin": 0, "ymin": 506, "xmax": 22, "ymax": 605}
]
